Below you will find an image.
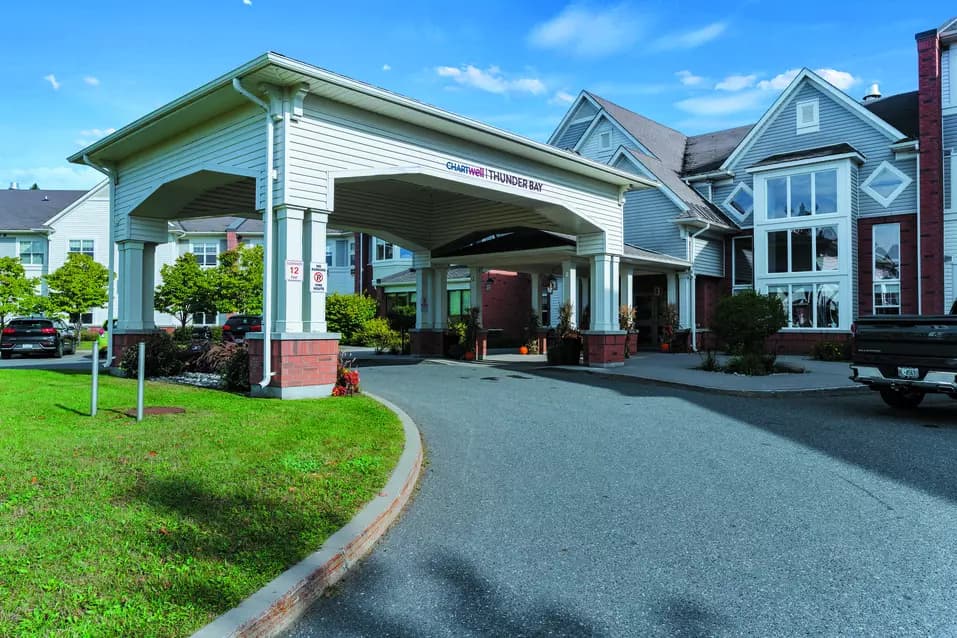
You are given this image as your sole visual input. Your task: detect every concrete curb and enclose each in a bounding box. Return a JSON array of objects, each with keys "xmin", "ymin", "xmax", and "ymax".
[
  {"xmin": 191, "ymin": 392, "xmax": 423, "ymax": 638},
  {"xmin": 544, "ymin": 367, "xmax": 868, "ymax": 398}
]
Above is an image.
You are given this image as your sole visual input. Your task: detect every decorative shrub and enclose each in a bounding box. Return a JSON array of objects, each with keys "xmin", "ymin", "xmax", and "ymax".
[
  {"xmin": 811, "ymin": 340, "xmax": 850, "ymax": 361},
  {"xmin": 713, "ymin": 291, "xmax": 787, "ymax": 356},
  {"xmin": 326, "ymin": 293, "xmax": 378, "ymax": 344},
  {"xmin": 194, "ymin": 342, "xmax": 241, "ymax": 373},
  {"xmin": 726, "ymin": 352, "xmax": 777, "ymax": 376},
  {"xmin": 698, "ymin": 349, "xmax": 722, "ymax": 372},
  {"xmin": 209, "ymin": 326, "xmax": 224, "ymax": 343},
  {"xmin": 333, "ymin": 353, "xmax": 360, "ymax": 396},
  {"xmin": 172, "ymin": 325, "xmax": 192, "ymax": 344},
  {"xmin": 221, "ymin": 343, "xmax": 250, "ymax": 392},
  {"xmin": 356, "ymin": 318, "xmax": 401, "ymax": 354},
  {"xmin": 119, "ymin": 332, "xmax": 183, "ymax": 378},
  {"xmin": 80, "ymin": 328, "xmax": 102, "ymax": 342}
]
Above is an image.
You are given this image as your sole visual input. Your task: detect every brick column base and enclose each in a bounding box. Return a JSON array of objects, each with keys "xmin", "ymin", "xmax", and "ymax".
[
  {"xmin": 410, "ymin": 329, "xmax": 445, "ymax": 357},
  {"xmin": 247, "ymin": 333, "xmax": 339, "ymax": 400},
  {"xmin": 582, "ymin": 331, "xmax": 627, "ymax": 368},
  {"xmin": 535, "ymin": 328, "xmax": 550, "ymax": 355},
  {"xmin": 109, "ymin": 330, "xmax": 163, "ymax": 375},
  {"xmin": 475, "ymin": 329, "xmax": 488, "ymax": 360}
]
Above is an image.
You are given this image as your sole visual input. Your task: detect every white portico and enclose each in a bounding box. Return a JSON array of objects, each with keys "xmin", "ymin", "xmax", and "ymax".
[{"xmin": 70, "ymin": 52, "xmax": 653, "ymax": 397}]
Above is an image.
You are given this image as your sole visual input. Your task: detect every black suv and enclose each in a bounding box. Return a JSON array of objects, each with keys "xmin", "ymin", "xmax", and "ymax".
[
  {"xmin": 222, "ymin": 315, "xmax": 262, "ymax": 343},
  {"xmin": 1, "ymin": 317, "xmax": 78, "ymax": 359}
]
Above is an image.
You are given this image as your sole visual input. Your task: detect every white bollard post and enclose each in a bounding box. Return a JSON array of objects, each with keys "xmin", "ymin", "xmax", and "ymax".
[
  {"xmin": 90, "ymin": 340, "xmax": 99, "ymax": 417},
  {"xmin": 136, "ymin": 341, "xmax": 145, "ymax": 422}
]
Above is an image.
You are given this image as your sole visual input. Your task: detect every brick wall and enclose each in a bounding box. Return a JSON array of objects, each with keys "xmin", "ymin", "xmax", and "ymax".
[
  {"xmin": 694, "ymin": 275, "xmax": 724, "ymax": 329},
  {"xmin": 917, "ymin": 29, "xmax": 946, "ymax": 313},
  {"xmin": 858, "ymin": 214, "xmax": 919, "ymax": 315},
  {"xmin": 482, "ymin": 270, "xmax": 531, "ymax": 342}
]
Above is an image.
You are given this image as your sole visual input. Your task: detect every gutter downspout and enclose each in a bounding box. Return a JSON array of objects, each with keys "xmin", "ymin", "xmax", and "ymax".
[
  {"xmin": 916, "ymin": 146, "xmax": 922, "ymax": 314},
  {"xmin": 688, "ymin": 222, "xmax": 711, "ymax": 352},
  {"xmin": 232, "ymin": 78, "xmax": 276, "ymax": 389},
  {"xmin": 81, "ymin": 155, "xmax": 115, "ymax": 368}
]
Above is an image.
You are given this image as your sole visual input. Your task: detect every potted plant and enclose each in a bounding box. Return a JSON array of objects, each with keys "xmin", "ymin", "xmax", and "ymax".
[
  {"xmin": 619, "ymin": 305, "xmax": 637, "ymax": 358},
  {"xmin": 522, "ymin": 308, "xmax": 540, "ymax": 356},
  {"xmin": 547, "ymin": 302, "xmax": 581, "ymax": 365},
  {"xmin": 463, "ymin": 306, "xmax": 480, "ymax": 361},
  {"xmin": 660, "ymin": 303, "xmax": 679, "ymax": 353}
]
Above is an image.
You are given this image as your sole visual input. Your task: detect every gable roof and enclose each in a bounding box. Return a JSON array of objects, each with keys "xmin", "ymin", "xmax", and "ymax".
[
  {"xmin": 720, "ymin": 68, "xmax": 908, "ymax": 171},
  {"xmin": 0, "ymin": 188, "xmax": 87, "ymax": 231},
  {"xmin": 584, "ymin": 91, "xmax": 687, "ymax": 172},
  {"xmin": 682, "ymin": 125, "xmax": 753, "ymax": 175},
  {"xmin": 862, "ymin": 91, "xmax": 918, "ymax": 140}
]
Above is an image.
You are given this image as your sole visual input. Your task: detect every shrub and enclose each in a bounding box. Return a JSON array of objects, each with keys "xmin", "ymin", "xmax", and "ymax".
[
  {"xmin": 193, "ymin": 342, "xmax": 241, "ymax": 373},
  {"xmin": 726, "ymin": 352, "xmax": 776, "ymax": 376},
  {"xmin": 172, "ymin": 325, "xmax": 192, "ymax": 344},
  {"xmin": 221, "ymin": 343, "xmax": 250, "ymax": 392},
  {"xmin": 355, "ymin": 318, "xmax": 401, "ymax": 354},
  {"xmin": 326, "ymin": 293, "xmax": 378, "ymax": 344},
  {"xmin": 698, "ymin": 349, "xmax": 722, "ymax": 372},
  {"xmin": 811, "ymin": 340, "xmax": 850, "ymax": 361},
  {"xmin": 209, "ymin": 326, "xmax": 224, "ymax": 343},
  {"xmin": 119, "ymin": 332, "xmax": 183, "ymax": 378},
  {"xmin": 713, "ymin": 291, "xmax": 787, "ymax": 356},
  {"xmin": 333, "ymin": 353, "xmax": 360, "ymax": 396},
  {"xmin": 80, "ymin": 328, "xmax": 102, "ymax": 342}
]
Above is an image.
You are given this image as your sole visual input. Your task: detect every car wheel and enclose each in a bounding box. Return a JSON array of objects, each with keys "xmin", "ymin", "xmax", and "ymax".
[
  {"xmin": 879, "ymin": 388, "xmax": 925, "ymax": 409},
  {"xmin": 53, "ymin": 341, "xmax": 63, "ymax": 359},
  {"xmin": 68, "ymin": 339, "xmax": 76, "ymax": 355}
]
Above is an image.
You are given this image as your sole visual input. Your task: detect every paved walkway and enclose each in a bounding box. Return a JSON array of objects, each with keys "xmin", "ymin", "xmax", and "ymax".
[{"xmin": 281, "ymin": 361, "xmax": 957, "ymax": 637}]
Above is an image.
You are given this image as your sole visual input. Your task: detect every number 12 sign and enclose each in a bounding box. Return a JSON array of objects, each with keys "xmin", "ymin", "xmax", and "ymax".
[{"xmin": 285, "ymin": 259, "xmax": 304, "ymax": 282}]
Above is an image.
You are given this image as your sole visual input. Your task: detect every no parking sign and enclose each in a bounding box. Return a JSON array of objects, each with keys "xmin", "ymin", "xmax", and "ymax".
[{"xmin": 310, "ymin": 262, "xmax": 327, "ymax": 293}]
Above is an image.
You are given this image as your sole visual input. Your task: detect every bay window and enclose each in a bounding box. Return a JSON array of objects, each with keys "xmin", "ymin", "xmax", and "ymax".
[
  {"xmin": 766, "ymin": 169, "xmax": 837, "ymax": 219},
  {"xmin": 768, "ymin": 282, "xmax": 841, "ymax": 329},
  {"xmin": 872, "ymin": 223, "xmax": 901, "ymax": 315},
  {"xmin": 766, "ymin": 225, "xmax": 838, "ymax": 274}
]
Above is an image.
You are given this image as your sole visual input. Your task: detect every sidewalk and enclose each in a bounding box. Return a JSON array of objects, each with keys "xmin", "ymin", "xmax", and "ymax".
[{"xmin": 552, "ymin": 351, "xmax": 861, "ymax": 395}]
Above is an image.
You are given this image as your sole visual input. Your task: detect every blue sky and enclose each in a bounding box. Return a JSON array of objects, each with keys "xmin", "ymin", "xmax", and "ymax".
[{"xmin": 1, "ymin": 1, "xmax": 952, "ymax": 189}]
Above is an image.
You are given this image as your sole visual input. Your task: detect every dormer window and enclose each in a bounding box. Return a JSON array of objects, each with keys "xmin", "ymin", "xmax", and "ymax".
[
  {"xmin": 599, "ymin": 131, "xmax": 611, "ymax": 149},
  {"xmin": 796, "ymin": 99, "xmax": 819, "ymax": 135}
]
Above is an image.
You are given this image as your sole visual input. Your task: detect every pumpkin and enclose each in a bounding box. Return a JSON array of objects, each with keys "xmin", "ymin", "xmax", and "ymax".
[
  {"xmin": 519, "ymin": 346, "xmax": 529, "ymax": 355},
  {"xmin": 660, "ymin": 342, "xmax": 670, "ymax": 353},
  {"xmin": 464, "ymin": 351, "xmax": 476, "ymax": 361}
]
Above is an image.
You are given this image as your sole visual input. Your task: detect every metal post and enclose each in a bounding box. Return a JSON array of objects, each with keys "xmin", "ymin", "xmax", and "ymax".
[
  {"xmin": 90, "ymin": 340, "xmax": 99, "ymax": 417},
  {"xmin": 136, "ymin": 341, "xmax": 145, "ymax": 422}
]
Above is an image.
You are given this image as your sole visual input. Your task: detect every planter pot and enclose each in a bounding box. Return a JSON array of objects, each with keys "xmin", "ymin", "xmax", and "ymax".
[
  {"xmin": 546, "ymin": 345, "xmax": 563, "ymax": 364},
  {"xmin": 561, "ymin": 337, "xmax": 582, "ymax": 365},
  {"xmin": 660, "ymin": 342, "xmax": 670, "ymax": 353},
  {"xmin": 464, "ymin": 351, "xmax": 476, "ymax": 361}
]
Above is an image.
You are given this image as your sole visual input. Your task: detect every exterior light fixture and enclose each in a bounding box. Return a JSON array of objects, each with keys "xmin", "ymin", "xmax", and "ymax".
[
  {"xmin": 546, "ymin": 277, "xmax": 557, "ymax": 293},
  {"xmin": 485, "ymin": 276, "xmax": 494, "ymax": 291}
]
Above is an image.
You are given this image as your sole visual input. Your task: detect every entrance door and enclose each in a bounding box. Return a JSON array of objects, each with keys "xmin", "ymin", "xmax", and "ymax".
[{"xmin": 634, "ymin": 274, "xmax": 668, "ymax": 347}]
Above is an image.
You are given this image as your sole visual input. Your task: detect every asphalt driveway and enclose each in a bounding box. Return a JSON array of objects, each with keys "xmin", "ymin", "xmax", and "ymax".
[
  {"xmin": 283, "ymin": 360, "xmax": 957, "ymax": 637},
  {"xmin": 0, "ymin": 350, "xmax": 92, "ymax": 370}
]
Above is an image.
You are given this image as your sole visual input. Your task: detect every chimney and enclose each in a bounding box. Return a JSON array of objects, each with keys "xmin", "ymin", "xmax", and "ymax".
[
  {"xmin": 916, "ymin": 27, "xmax": 944, "ymax": 313},
  {"xmin": 862, "ymin": 83, "xmax": 881, "ymax": 102},
  {"xmin": 8, "ymin": 181, "xmax": 17, "ymax": 190}
]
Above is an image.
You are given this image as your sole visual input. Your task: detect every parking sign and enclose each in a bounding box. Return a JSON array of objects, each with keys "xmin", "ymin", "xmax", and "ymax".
[{"xmin": 310, "ymin": 262, "xmax": 327, "ymax": 293}]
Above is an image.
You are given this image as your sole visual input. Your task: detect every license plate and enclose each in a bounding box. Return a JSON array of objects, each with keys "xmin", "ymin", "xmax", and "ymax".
[
  {"xmin": 19, "ymin": 344, "xmax": 35, "ymax": 350},
  {"xmin": 897, "ymin": 366, "xmax": 919, "ymax": 379}
]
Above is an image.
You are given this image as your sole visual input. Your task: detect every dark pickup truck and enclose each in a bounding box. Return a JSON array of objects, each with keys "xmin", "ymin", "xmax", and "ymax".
[{"xmin": 850, "ymin": 315, "xmax": 957, "ymax": 408}]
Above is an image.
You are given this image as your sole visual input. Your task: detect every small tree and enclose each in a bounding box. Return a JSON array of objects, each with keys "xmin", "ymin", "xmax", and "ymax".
[
  {"xmin": 154, "ymin": 253, "xmax": 213, "ymax": 329},
  {"xmin": 44, "ymin": 253, "xmax": 109, "ymax": 329},
  {"xmin": 713, "ymin": 291, "xmax": 787, "ymax": 355},
  {"xmin": 0, "ymin": 257, "xmax": 40, "ymax": 330},
  {"xmin": 326, "ymin": 293, "xmax": 378, "ymax": 344},
  {"xmin": 210, "ymin": 244, "xmax": 264, "ymax": 315}
]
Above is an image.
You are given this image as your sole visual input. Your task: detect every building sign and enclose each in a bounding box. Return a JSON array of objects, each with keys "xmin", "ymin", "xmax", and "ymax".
[
  {"xmin": 310, "ymin": 262, "xmax": 327, "ymax": 293},
  {"xmin": 445, "ymin": 161, "xmax": 544, "ymax": 193},
  {"xmin": 285, "ymin": 259, "xmax": 304, "ymax": 282}
]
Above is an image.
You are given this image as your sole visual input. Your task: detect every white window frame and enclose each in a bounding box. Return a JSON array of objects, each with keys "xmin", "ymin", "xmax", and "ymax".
[
  {"xmin": 722, "ymin": 182, "xmax": 754, "ymax": 221},
  {"xmin": 375, "ymin": 238, "xmax": 395, "ymax": 262},
  {"xmin": 796, "ymin": 99, "xmax": 820, "ymax": 135},
  {"xmin": 694, "ymin": 181, "xmax": 713, "ymax": 203},
  {"xmin": 765, "ymin": 224, "xmax": 840, "ymax": 275},
  {"xmin": 766, "ymin": 281, "xmax": 842, "ymax": 329},
  {"xmin": 752, "ymin": 158, "xmax": 852, "ymax": 331},
  {"xmin": 68, "ymin": 239, "xmax": 95, "ymax": 257},
  {"xmin": 872, "ymin": 222, "xmax": 902, "ymax": 315},
  {"xmin": 18, "ymin": 239, "xmax": 44, "ymax": 265},
  {"xmin": 731, "ymin": 235, "xmax": 754, "ymax": 291},
  {"xmin": 191, "ymin": 241, "xmax": 219, "ymax": 268},
  {"xmin": 860, "ymin": 160, "xmax": 912, "ymax": 208},
  {"xmin": 192, "ymin": 310, "xmax": 218, "ymax": 326}
]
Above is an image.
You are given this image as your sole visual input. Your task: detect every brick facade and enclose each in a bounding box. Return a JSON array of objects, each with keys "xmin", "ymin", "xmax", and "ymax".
[
  {"xmin": 694, "ymin": 275, "xmax": 723, "ymax": 330},
  {"xmin": 917, "ymin": 29, "xmax": 946, "ymax": 313},
  {"xmin": 247, "ymin": 336, "xmax": 339, "ymax": 398},
  {"xmin": 858, "ymin": 213, "xmax": 919, "ymax": 315},
  {"xmin": 582, "ymin": 331, "xmax": 626, "ymax": 367},
  {"xmin": 409, "ymin": 329, "xmax": 444, "ymax": 356},
  {"xmin": 481, "ymin": 271, "xmax": 531, "ymax": 343}
]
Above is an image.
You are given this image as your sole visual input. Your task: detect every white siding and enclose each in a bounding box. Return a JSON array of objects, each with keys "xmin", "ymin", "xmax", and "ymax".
[
  {"xmin": 944, "ymin": 47, "xmax": 952, "ymax": 109},
  {"xmin": 0, "ymin": 237, "xmax": 16, "ymax": 258}
]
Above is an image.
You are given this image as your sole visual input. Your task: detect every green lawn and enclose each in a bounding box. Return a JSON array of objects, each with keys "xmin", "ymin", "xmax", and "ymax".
[{"xmin": 0, "ymin": 370, "xmax": 404, "ymax": 637}]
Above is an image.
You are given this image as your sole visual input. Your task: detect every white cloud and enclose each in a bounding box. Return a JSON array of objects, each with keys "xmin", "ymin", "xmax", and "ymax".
[
  {"xmin": 75, "ymin": 128, "xmax": 117, "ymax": 147},
  {"xmin": 528, "ymin": 4, "xmax": 643, "ymax": 57},
  {"xmin": 382, "ymin": 64, "xmax": 391, "ymax": 71},
  {"xmin": 243, "ymin": 0, "xmax": 252, "ymax": 5},
  {"xmin": 549, "ymin": 91, "xmax": 576, "ymax": 105},
  {"xmin": 435, "ymin": 65, "xmax": 546, "ymax": 95},
  {"xmin": 757, "ymin": 68, "xmax": 859, "ymax": 91},
  {"xmin": 7, "ymin": 165, "xmax": 102, "ymax": 190},
  {"xmin": 675, "ymin": 91, "xmax": 767, "ymax": 116},
  {"xmin": 655, "ymin": 21, "xmax": 726, "ymax": 51},
  {"xmin": 715, "ymin": 74, "xmax": 757, "ymax": 91},
  {"xmin": 676, "ymin": 70, "xmax": 704, "ymax": 87},
  {"xmin": 83, "ymin": 76, "xmax": 100, "ymax": 86},
  {"xmin": 43, "ymin": 74, "xmax": 60, "ymax": 90}
]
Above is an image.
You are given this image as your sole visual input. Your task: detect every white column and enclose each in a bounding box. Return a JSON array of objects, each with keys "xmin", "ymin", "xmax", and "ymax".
[
  {"xmin": 415, "ymin": 267, "xmax": 434, "ymax": 329},
  {"xmin": 678, "ymin": 271, "xmax": 693, "ymax": 329},
  {"xmin": 304, "ymin": 210, "xmax": 329, "ymax": 333},
  {"xmin": 667, "ymin": 271, "xmax": 678, "ymax": 308},
  {"xmin": 433, "ymin": 266, "xmax": 448, "ymax": 330},
  {"xmin": 274, "ymin": 205, "xmax": 304, "ymax": 333},
  {"xmin": 589, "ymin": 254, "xmax": 619, "ymax": 332},
  {"xmin": 619, "ymin": 265, "xmax": 634, "ymax": 310},
  {"xmin": 530, "ymin": 274, "xmax": 541, "ymax": 318},
  {"xmin": 469, "ymin": 266, "xmax": 484, "ymax": 327},
  {"xmin": 140, "ymin": 243, "xmax": 156, "ymax": 330},
  {"xmin": 117, "ymin": 241, "xmax": 144, "ymax": 330},
  {"xmin": 561, "ymin": 260, "xmax": 577, "ymax": 329}
]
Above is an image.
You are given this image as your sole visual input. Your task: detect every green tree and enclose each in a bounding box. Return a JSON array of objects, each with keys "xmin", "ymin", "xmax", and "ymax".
[
  {"xmin": 44, "ymin": 253, "xmax": 109, "ymax": 329},
  {"xmin": 713, "ymin": 290, "xmax": 787, "ymax": 355},
  {"xmin": 326, "ymin": 293, "xmax": 378, "ymax": 344},
  {"xmin": 29, "ymin": 183, "xmax": 39, "ymax": 190},
  {"xmin": 0, "ymin": 257, "xmax": 40, "ymax": 330},
  {"xmin": 210, "ymin": 244, "xmax": 263, "ymax": 315},
  {"xmin": 154, "ymin": 253, "xmax": 213, "ymax": 329}
]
